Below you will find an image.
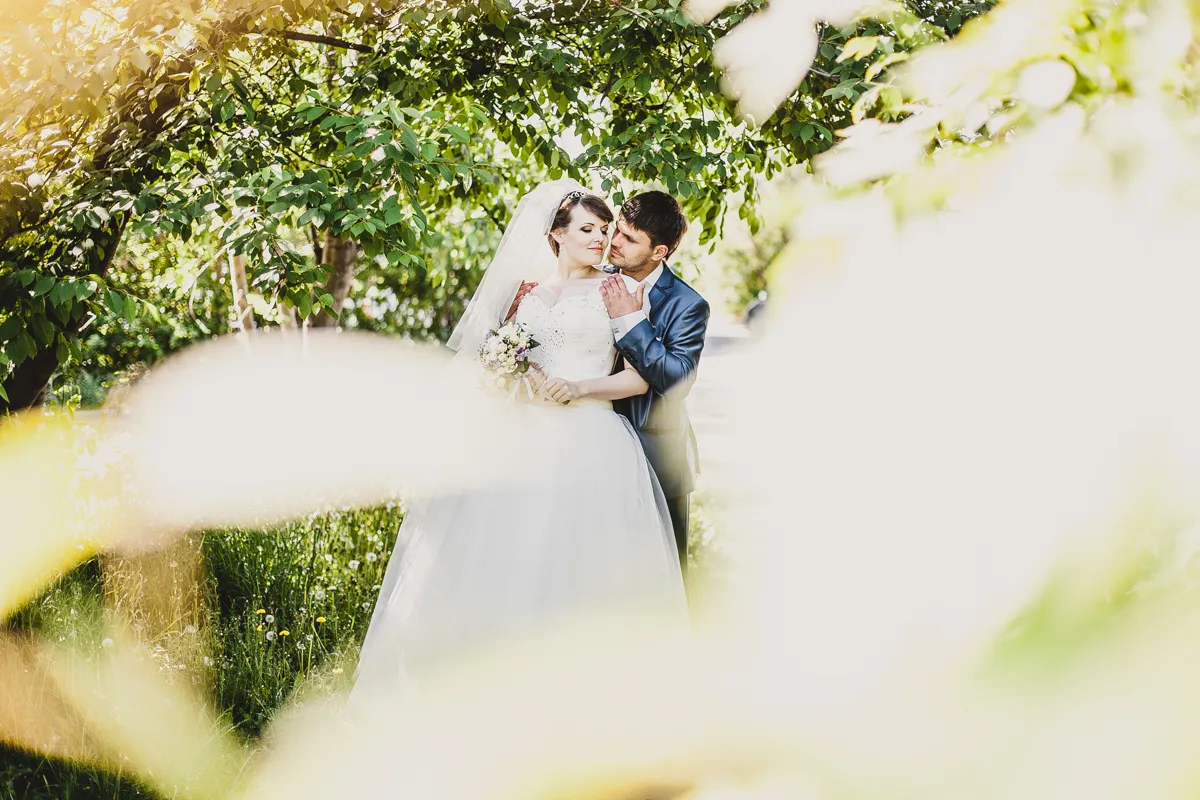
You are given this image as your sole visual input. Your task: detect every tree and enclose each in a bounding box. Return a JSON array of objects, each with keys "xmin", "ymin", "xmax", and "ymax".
[{"xmin": 0, "ymin": 0, "xmax": 994, "ymax": 411}]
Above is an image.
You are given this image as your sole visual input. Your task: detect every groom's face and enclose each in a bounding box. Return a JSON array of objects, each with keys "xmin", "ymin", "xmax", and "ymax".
[{"xmin": 608, "ymin": 217, "xmax": 664, "ymax": 279}]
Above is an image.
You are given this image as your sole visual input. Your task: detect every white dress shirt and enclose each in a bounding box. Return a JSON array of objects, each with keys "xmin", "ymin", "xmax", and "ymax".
[{"xmin": 610, "ymin": 263, "xmax": 664, "ymax": 341}]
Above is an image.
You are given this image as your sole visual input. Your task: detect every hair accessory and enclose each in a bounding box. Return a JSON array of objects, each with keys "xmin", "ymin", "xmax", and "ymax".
[{"xmin": 543, "ymin": 190, "xmax": 587, "ymax": 234}]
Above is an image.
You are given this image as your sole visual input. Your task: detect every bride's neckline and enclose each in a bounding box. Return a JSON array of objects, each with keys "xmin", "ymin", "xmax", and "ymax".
[{"xmin": 542, "ymin": 276, "xmax": 609, "ymax": 287}]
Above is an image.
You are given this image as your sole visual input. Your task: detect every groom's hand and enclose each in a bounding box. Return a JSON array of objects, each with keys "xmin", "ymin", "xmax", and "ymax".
[
  {"xmin": 505, "ymin": 281, "xmax": 538, "ymax": 321},
  {"xmin": 600, "ymin": 276, "xmax": 644, "ymax": 319}
]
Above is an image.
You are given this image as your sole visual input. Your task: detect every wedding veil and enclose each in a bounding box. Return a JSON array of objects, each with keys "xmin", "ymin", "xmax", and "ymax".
[{"xmin": 447, "ymin": 178, "xmax": 588, "ymax": 359}]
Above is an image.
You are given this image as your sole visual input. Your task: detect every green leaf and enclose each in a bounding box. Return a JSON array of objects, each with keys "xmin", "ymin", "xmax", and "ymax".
[
  {"xmin": 400, "ymin": 128, "xmax": 421, "ymax": 157},
  {"xmin": 29, "ymin": 316, "xmax": 54, "ymax": 347},
  {"xmin": 7, "ymin": 331, "xmax": 32, "ymax": 365},
  {"xmin": 0, "ymin": 317, "xmax": 20, "ymax": 342},
  {"xmin": 446, "ymin": 125, "xmax": 471, "ymax": 143},
  {"xmin": 32, "ymin": 275, "xmax": 55, "ymax": 297},
  {"xmin": 838, "ymin": 36, "xmax": 879, "ymax": 63},
  {"xmin": 319, "ymin": 293, "xmax": 337, "ymax": 310},
  {"xmin": 49, "ymin": 282, "xmax": 72, "ymax": 306},
  {"xmin": 0, "ymin": 382, "xmax": 8, "ymax": 404},
  {"xmin": 421, "ymin": 141, "xmax": 438, "ymax": 160},
  {"xmin": 106, "ymin": 289, "xmax": 123, "ymax": 315}
]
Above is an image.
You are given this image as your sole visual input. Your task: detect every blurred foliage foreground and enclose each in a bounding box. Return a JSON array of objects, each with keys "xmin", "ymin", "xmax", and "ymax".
[{"xmin": 11, "ymin": 0, "xmax": 1200, "ymax": 799}]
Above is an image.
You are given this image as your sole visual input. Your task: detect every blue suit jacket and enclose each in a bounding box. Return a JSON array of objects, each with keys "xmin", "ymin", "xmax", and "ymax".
[{"xmin": 612, "ymin": 265, "xmax": 710, "ymax": 498}]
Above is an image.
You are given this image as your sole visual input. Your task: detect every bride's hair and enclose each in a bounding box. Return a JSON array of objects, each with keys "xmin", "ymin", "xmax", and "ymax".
[{"xmin": 547, "ymin": 192, "xmax": 614, "ymax": 256}]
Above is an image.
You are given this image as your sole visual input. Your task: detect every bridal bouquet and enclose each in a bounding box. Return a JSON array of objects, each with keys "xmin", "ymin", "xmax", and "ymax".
[{"xmin": 478, "ymin": 322, "xmax": 544, "ymax": 399}]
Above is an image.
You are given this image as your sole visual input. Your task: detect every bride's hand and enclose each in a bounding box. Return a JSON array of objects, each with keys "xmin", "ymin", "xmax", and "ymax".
[{"xmin": 543, "ymin": 377, "xmax": 585, "ymax": 405}]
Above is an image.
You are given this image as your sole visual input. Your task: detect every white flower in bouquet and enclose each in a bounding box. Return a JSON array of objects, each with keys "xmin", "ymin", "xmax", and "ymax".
[{"xmin": 477, "ymin": 322, "xmax": 542, "ymax": 397}]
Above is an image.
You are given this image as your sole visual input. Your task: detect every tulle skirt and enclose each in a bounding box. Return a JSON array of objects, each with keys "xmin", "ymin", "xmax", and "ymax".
[{"xmin": 352, "ymin": 399, "xmax": 689, "ymax": 690}]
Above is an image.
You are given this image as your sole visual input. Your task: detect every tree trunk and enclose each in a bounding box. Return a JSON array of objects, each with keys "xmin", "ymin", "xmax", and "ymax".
[
  {"xmin": 0, "ymin": 347, "xmax": 60, "ymax": 412},
  {"xmin": 310, "ymin": 233, "xmax": 358, "ymax": 328},
  {"xmin": 228, "ymin": 254, "xmax": 256, "ymax": 332},
  {"xmin": 1, "ymin": 216, "xmax": 128, "ymax": 413}
]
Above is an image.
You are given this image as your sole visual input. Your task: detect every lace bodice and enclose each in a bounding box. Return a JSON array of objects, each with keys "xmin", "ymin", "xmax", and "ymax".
[{"xmin": 513, "ymin": 281, "xmax": 616, "ymax": 381}]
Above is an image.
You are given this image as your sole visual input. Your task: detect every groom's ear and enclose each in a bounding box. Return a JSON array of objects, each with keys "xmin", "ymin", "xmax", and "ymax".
[{"xmin": 651, "ymin": 244, "xmax": 670, "ymax": 263}]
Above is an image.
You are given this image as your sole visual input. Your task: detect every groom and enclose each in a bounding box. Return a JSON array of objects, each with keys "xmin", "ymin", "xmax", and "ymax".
[{"xmin": 600, "ymin": 191, "xmax": 710, "ymax": 579}]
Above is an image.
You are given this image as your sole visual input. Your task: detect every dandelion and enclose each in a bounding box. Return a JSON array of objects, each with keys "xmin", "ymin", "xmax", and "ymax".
[
  {"xmin": 265, "ymin": 631, "xmax": 277, "ymax": 641},
  {"xmin": 101, "ymin": 638, "xmax": 113, "ymax": 649},
  {"xmin": 312, "ymin": 588, "xmax": 327, "ymax": 601},
  {"xmin": 316, "ymin": 617, "xmax": 326, "ymax": 623},
  {"xmin": 324, "ymin": 554, "xmax": 333, "ymax": 563},
  {"xmin": 348, "ymin": 560, "xmax": 360, "ymax": 570},
  {"xmin": 361, "ymin": 601, "xmax": 371, "ymax": 611},
  {"xmin": 185, "ymin": 625, "xmax": 197, "ymax": 634},
  {"xmin": 202, "ymin": 656, "xmax": 214, "ymax": 667},
  {"xmin": 305, "ymin": 634, "xmax": 314, "ymax": 642},
  {"xmin": 256, "ymin": 624, "xmax": 264, "ymax": 632},
  {"xmin": 366, "ymin": 552, "xmax": 378, "ymax": 563},
  {"xmin": 265, "ymin": 614, "xmax": 275, "ymax": 624},
  {"xmin": 256, "ymin": 609, "xmax": 266, "ymax": 615},
  {"xmin": 280, "ymin": 630, "xmax": 289, "ymax": 637},
  {"xmin": 297, "ymin": 643, "xmax": 306, "ymax": 652}
]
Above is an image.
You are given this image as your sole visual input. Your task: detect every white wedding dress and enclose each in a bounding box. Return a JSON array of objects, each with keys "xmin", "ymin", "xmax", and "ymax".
[{"xmin": 352, "ymin": 277, "xmax": 689, "ymax": 689}]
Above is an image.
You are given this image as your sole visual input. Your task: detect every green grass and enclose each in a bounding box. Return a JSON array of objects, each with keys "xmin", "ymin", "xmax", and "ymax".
[
  {"xmin": 1, "ymin": 493, "xmax": 722, "ymax": 799},
  {"xmin": 0, "ymin": 504, "xmax": 404, "ymax": 800}
]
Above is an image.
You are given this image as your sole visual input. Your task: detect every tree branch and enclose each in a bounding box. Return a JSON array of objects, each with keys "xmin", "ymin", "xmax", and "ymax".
[
  {"xmin": 272, "ymin": 30, "xmax": 374, "ymax": 54},
  {"xmin": 604, "ymin": 0, "xmax": 656, "ymax": 25}
]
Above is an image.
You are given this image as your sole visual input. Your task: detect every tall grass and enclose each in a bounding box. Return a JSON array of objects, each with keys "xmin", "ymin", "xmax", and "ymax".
[
  {"xmin": 0, "ymin": 505, "xmax": 404, "ymax": 799},
  {"xmin": 204, "ymin": 505, "xmax": 403, "ymax": 736},
  {"xmin": 1, "ymin": 495, "xmax": 720, "ymax": 799}
]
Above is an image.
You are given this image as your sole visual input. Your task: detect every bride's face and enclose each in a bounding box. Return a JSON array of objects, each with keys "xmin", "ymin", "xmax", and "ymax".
[{"xmin": 554, "ymin": 208, "xmax": 610, "ymax": 267}]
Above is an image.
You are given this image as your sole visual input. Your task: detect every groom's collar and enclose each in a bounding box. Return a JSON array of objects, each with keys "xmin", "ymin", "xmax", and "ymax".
[
  {"xmin": 624, "ymin": 262, "xmax": 675, "ymax": 300},
  {"xmin": 640, "ymin": 262, "xmax": 666, "ymax": 290},
  {"xmin": 655, "ymin": 262, "xmax": 677, "ymax": 291}
]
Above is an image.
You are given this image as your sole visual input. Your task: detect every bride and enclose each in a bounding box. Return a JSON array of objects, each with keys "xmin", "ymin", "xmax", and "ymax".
[{"xmin": 352, "ymin": 180, "xmax": 690, "ymax": 689}]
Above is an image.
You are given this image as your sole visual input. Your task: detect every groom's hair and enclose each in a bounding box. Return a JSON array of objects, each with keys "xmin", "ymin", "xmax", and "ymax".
[
  {"xmin": 547, "ymin": 193, "xmax": 615, "ymax": 256},
  {"xmin": 620, "ymin": 191, "xmax": 688, "ymax": 257}
]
